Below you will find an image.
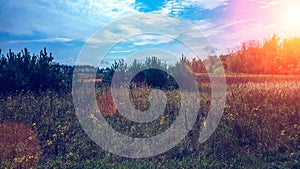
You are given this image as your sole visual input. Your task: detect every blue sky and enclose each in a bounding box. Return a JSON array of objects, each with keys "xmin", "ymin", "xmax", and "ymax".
[{"xmin": 1, "ymin": 0, "xmax": 299, "ymax": 67}]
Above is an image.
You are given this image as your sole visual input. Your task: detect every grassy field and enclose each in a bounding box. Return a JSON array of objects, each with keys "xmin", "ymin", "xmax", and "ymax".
[{"xmin": 0, "ymin": 74, "xmax": 299, "ymax": 168}]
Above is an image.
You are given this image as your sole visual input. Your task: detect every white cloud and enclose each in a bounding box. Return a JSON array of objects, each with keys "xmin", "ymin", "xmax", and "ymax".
[
  {"xmin": 157, "ymin": 0, "xmax": 229, "ymax": 15},
  {"xmin": 257, "ymin": 0, "xmax": 282, "ymax": 8},
  {"xmin": 118, "ymin": 24, "xmax": 142, "ymax": 35},
  {"xmin": 189, "ymin": 19, "xmax": 251, "ymax": 40},
  {"xmin": 132, "ymin": 34, "xmax": 175, "ymax": 46},
  {"xmin": 191, "ymin": 20, "xmax": 220, "ymax": 37},
  {"xmin": 85, "ymin": 14, "xmax": 182, "ymax": 47},
  {"xmin": 181, "ymin": 18, "xmax": 255, "ymax": 55},
  {"xmin": 8, "ymin": 37, "xmax": 74, "ymax": 43},
  {"xmin": 217, "ymin": 19, "xmax": 251, "ymax": 30},
  {"xmin": 158, "ymin": 0, "xmax": 185, "ymax": 16},
  {"xmin": 109, "ymin": 49, "xmax": 135, "ymax": 53},
  {"xmin": 182, "ymin": 0, "xmax": 229, "ymax": 10},
  {"xmin": 86, "ymin": 37, "xmax": 102, "ymax": 44},
  {"xmin": 0, "ymin": 0, "xmax": 140, "ymax": 40}
]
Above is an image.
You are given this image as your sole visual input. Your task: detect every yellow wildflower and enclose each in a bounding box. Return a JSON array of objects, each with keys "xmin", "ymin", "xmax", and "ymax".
[
  {"xmin": 28, "ymin": 136, "xmax": 33, "ymax": 140},
  {"xmin": 160, "ymin": 116, "xmax": 165, "ymax": 125},
  {"xmin": 90, "ymin": 114, "xmax": 96, "ymax": 120},
  {"xmin": 131, "ymin": 125, "xmax": 135, "ymax": 131},
  {"xmin": 13, "ymin": 157, "xmax": 24, "ymax": 163},
  {"xmin": 63, "ymin": 126, "xmax": 68, "ymax": 131},
  {"xmin": 252, "ymin": 106, "xmax": 260, "ymax": 111},
  {"xmin": 224, "ymin": 104, "xmax": 230, "ymax": 109},
  {"xmin": 47, "ymin": 140, "xmax": 52, "ymax": 145},
  {"xmin": 280, "ymin": 130, "xmax": 285, "ymax": 136}
]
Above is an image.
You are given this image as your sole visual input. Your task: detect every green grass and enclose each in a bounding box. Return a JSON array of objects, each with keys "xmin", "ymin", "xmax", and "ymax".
[{"xmin": 0, "ymin": 75, "xmax": 300, "ymax": 168}]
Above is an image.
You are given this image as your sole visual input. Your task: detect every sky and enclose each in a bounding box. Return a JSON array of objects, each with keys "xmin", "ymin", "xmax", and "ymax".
[{"xmin": 1, "ymin": 0, "xmax": 300, "ymax": 67}]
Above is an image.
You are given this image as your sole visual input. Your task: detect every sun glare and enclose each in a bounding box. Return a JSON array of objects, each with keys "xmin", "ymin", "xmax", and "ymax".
[
  {"xmin": 281, "ymin": 3, "xmax": 300, "ymax": 35},
  {"xmin": 287, "ymin": 9, "xmax": 300, "ymax": 24}
]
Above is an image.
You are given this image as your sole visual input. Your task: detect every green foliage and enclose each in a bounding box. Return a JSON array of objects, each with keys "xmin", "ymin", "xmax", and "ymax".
[
  {"xmin": 0, "ymin": 48, "xmax": 73, "ymax": 93},
  {"xmin": 223, "ymin": 34, "xmax": 300, "ymax": 74},
  {"xmin": 99, "ymin": 56, "xmax": 201, "ymax": 91},
  {"xmin": 2, "ymin": 35, "xmax": 300, "ymax": 168},
  {"xmin": 99, "ymin": 56, "xmax": 183, "ymax": 90},
  {"xmin": 1, "ymin": 77, "xmax": 299, "ymax": 168}
]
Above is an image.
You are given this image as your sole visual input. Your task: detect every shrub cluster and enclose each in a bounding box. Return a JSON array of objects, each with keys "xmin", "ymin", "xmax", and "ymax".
[{"xmin": 0, "ymin": 48, "xmax": 73, "ymax": 93}]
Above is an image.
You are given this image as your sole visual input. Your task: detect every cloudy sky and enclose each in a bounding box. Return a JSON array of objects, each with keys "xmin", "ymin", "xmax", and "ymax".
[{"xmin": 1, "ymin": 0, "xmax": 300, "ymax": 66}]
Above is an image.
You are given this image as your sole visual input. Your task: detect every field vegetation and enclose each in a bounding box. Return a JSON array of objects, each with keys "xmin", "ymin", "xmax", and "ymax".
[{"xmin": 0, "ymin": 35, "xmax": 299, "ymax": 168}]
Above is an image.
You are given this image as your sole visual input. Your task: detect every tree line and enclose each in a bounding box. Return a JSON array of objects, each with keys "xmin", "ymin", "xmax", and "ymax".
[
  {"xmin": 97, "ymin": 56, "xmax": 195, "ymax": 90},
  {"xmin": 1, "ymin": 35, "xmax": 300, "ymax": 92},
  {"xmin": 0, "ymin": 48, "xmax": 73, "ymax": 93},
  {"xmin": 181, "ymin": 35, "xmax": 300, "ymax": 75},
  {"xmin": 221, "ymin": 35, "xmax": 300, "ymax": 74}
]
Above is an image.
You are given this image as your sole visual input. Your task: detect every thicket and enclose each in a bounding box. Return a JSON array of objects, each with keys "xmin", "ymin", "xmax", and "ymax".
[
  {"xmin": 0, "ymin": 48, "xmax": 73, "ymax": 93},
  {"xmin": 1, "ymin": 35, "xmax": 300, "ymax": 93},
  {"xmin": 221, "ymin": 35, "xmax": 300, "ymax": 74},
  {"xmin": 97, "ymin": 56, "xmax": 201, "ymax": 90}
]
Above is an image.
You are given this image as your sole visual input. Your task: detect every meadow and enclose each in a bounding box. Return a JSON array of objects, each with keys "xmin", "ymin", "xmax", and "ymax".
[{"xmin": 0, "ymin": 74, "xmax": 299, "ymax": 168}]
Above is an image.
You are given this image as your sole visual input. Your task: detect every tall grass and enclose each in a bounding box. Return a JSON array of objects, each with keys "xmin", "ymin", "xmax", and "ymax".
[
  {"xmin": 0, "ymin": 78, "xmax": 299, "ymax": 168},
  {"xmin": 226, "ymin": 81, "xmax": 299, "ymax": 153}
]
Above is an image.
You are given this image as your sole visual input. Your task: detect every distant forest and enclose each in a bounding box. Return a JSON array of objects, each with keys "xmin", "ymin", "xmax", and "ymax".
[{"xmin": 1, "ymin": 34, "xmax": 300, "ymax": 92}]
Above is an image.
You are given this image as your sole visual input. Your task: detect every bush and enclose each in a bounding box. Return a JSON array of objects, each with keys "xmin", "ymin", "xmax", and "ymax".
[{"xmin": 0, "ymin": 48, "xmax": 73, "ymax": 93}]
